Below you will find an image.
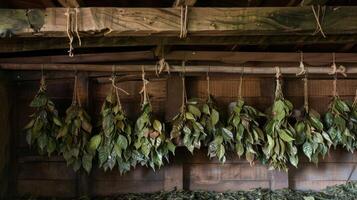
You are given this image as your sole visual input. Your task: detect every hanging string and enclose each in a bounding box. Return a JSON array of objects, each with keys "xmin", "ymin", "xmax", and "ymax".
[
  {"xmin": 296, "ymin": 52, "xmax": 307, "ymax": 76},
  {"xmin": 353, "ymin": 89, "xmax": 357, "ymax": 108},
  {"xmin": 65, "ymin": 8, "xmax": 74, "ymax": 57},
  {"xmin": 311, "ymin": 5, "xmax": 327, "ymax": 38},
  {"xmin": 74, "ymin": 8, "xmax": 82, "ymax": 47},
  {"xmin": 139, "ymin": 66, "xmax": 150, "ymax": 105},
  {"xmin": 303, "ymin": 75, "xmax": 309, "ymax": 112},
  {"xmin": 40, "ymin": 64, "xmax": 46, "ymax": 92},
  {"xmin": 109, "ymin": 65, "xmax": 130, "ymax": 96},
  {"xmin": 238, "ymin": 67, "xmax": 244, "ymax": 100},
  {"xmin": 328, "ymin": 53, "xmax": 348, "ymax": 97},
  {"xmin": 274, "ymin": 66, "xmax": 283, "ymax": 100},
  {"xmin": 332, "ymin": 75, "xmax": 337, "ymax": 97},
  {"xmin": 206, "ymin": 66, "xmax": 211, "ymax": 100},
  {"xmin": 65, "ymin": 8, "xmax": 81, "ymax": 57},
  {"xmin": 181, "ymin": 61, "xmax": 187, "ymax": 110},
  {"xmin": 72, "ymin": 72, "xmax": 78, "ymax": 105},
  {"xmin": 180, "ymin": 5, "xmax": 188, "ymax": 38}
]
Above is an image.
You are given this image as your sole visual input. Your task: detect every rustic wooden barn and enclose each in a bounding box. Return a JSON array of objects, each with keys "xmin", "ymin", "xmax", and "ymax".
[{"xmin": 1, "ymin": 0, "xmax": 357, "ymax": 199}]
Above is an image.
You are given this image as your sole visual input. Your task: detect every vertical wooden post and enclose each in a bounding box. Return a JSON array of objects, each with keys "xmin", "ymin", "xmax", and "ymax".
[
  {"xmin": 164, "ymin": 76, "xmax": 183, "ymax": 191},
  {"xmin": 0, "ymin": 71, "xmax": 11, "ymax": 198},
  {"xmin": 75, "ymin": 72, "xmax": 91, "ymax": 197}
]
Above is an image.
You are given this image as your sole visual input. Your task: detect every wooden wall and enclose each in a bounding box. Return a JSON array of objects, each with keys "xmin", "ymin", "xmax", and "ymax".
[
  {"xmin": 9, "ymin": 74, "xmax": 357, "ymax": 198},
  {"xmin": 0, "ymin": 72, "xmax": 11, "ymax": 199}
]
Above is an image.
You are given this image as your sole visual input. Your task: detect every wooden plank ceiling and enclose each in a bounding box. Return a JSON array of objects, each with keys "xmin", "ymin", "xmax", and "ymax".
[{"xmin": 0, "ymin": 0, "xmax": 356, "ymax": 68}]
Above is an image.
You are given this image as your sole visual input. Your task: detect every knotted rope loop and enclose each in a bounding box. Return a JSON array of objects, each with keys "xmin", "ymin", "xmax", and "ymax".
[{"xmin": 296, "ymin": 52, "xmax": 307, "ymax": 76}]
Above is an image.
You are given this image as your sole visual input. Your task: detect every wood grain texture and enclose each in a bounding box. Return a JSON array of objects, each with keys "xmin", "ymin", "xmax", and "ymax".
[{"xmin": 3, "ymin": 7, "xmax": 357, "ymax": 37}]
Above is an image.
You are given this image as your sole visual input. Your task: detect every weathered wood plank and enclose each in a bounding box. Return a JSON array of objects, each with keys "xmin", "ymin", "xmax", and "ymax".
[
  {"xmin": 7, "ymin": 63, "xmax": 357, "ymax": 75},
  {"xmin": 0, "ymin": 51, "xmax": 154, "ymax": 64},
  {"xmin": 17, "ymin": 180, "xmax": 76, "ymax": 197},
  {"xmin": 92, "ymin": 180, "xmax": 165, "ymax": 195},
  {"xmin": 17, "ymin": 162, "xmax": 75, "ymax": 180},
  {"xmin": 2, "ymin": 7, "xmax": 357, "ymax": 37},
  {"xmin": 0, "ymin": 72, "xmax": 10, "ymax": 198},
  {"xmin": 1, "ymin": 35, "xmax": 357, "ymax": 53}
]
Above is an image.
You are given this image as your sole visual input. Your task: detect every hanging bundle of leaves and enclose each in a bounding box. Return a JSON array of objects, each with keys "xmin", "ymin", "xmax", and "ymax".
[
  {"xmin": 201, "ymin": 74, "xmax": 233, "ymax": 163},
  {"xmin": 226, "ymin": 75, "xmax": 266, "ymax": 165},
  {"xmin": 57, "ymin": 75, "xmax": 94, "ymax": 173},
  {"xmin": 89, "ymin": 76, "xmax": 133, "ymax": 173},
  {"xmin": 348, "ymin": 91, "xmax": 357, "ymax": 150},
  {"xmin": 294, "ymin": 77, "xmax": 332, "ymax": 164},
  {"xmin": 324, "ymin": 78, "xmax": 355, "ymax": 152},
  {"xmin": 171, "ymin": 63, "xmax": 206, "ymax": 153},
  {"xmin": 23, "ymin": 76, "xmax": 62, "ymax": 156},
  {"xmin": 132, "ymin": 67, "xmax": 175, "ymax": 170},
  {"xmin": 263, "ymin": 68, "xmax": 298, "ymax": 171}
]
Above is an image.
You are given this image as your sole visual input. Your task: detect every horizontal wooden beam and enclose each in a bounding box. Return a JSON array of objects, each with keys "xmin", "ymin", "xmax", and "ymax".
[
  {"xmin": 2, "ymin": 7, "xmax": 357, "ymax": 37},
  {"xmin": 3, "ymin": 63, "xmax": 357, "ymax": 75},
  {"xmin": 0, "ymin": 51, "xmax": 154, "ymax": 63},
  {"xmin": 1, "ymin": 51, "xmax": 357, "ymax": 65},
  {"xmin": 1, "ymin": 35, "xmax": 357, "ymax": 53}
]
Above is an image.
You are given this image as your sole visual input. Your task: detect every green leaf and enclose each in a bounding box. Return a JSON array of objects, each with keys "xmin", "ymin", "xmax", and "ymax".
[
  {"xmin": 188, "ymin": 105, "xmax": 201, "ymax": 118},
  {"xmin": 279, "ymin": 130, "xmax": 295, "ymax": 142},
  {"xmin": 153, "ymin": 120, "xmax": 162, "ymax": 133},
  {"xmin": 303, "ymin": 142, "xmax": 313, "ymax": 161},
  {"xmin": 89, "ymin": 134, "xmax": 102, "ymax": 151},
  {"xmin": 211, "ymin": 109, "xmax": 219, "ymax": 125},
  {"xmin": 117, "ymin": 134, "xmax": 128, "ymax": 149},
  {"xmin": 185, "ymin": 112, "xmax": 195, "ymax": 120}
]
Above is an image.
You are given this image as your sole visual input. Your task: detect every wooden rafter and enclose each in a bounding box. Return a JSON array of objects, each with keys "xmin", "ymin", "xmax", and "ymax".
[
  {"xmin": 2, "ymin": 51, "xmax": 357, "ymax": 64},
  {"xmin": 1, "ymin": 35, "xmax": 357, "ymax": 53},
  {"xmin": 2, "ymin": 7, "xmax": 357, "ymax": 37},
  {"xmin": 173, "ymin": 0, "xmax": 197, "ymax": 7},
  {"xmin": 57, "ymin": 0, "xmax": 82, "ymax": 7},
  {"xmin": 3, "ymin": 63, "xmax": 357, "ymax": 74}
]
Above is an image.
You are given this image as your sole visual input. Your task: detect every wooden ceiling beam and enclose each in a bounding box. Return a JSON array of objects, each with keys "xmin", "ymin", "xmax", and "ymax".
[
  {"xmin": 4, "ymin": 63, "xmax": 357, "ymax": 74},
  {"xmin": 1, "ymin": 35, "xmax": 357, "ymax": 53},
  {"xmin": 301, "ymin": 0, "xmax": 328, "ymax": 6},
  {"xmin": 173, "ymin": 0, "xmax": 197, "ymax": 7},
  {"xmin": 2, "ymin": 7, "xmax": 357, "ymax": 37},
  {"xmin": 2, "ymin": 51, "xmax": 357, "ymax": 65},
  {"xmin": 57, "ymin": 0, "xmax": 83, "ymax": 7}
]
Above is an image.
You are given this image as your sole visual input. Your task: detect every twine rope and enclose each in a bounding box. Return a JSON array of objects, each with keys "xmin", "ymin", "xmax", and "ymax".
[
  {"xmin": 311, "ymin": 5, "xmax": 327, "ymax": 38},
  {"xmin": 65, "ymin": 8, "xmax": 81, "ymax": 57},
  {"xmin": 275, "ymin": 66, "xmax": 283, "ymax": 100},
  {"xmin": 155, "ymin": 45, "xmax": 170, "ymax": 76},
  {"xmin": 353, "ymin": 89, "xmax": 357, "ymax": 107},
  {"xmin": 181, "ymin": 61, "xmax": 188, "ymax": 108},
  {"xmin": 206, "ymin": 66, "xmax": 211, "ymax": 100},
  {"xmin": 296, "ymin": 52, "xmax": 307, "ymax": 76},
  {"xmin": 39, "ymin": 64, "xmax": 46, "ymax": 92},
  {"xmin": 303, "ymin": 76, "xmax": 309, "ymax": 112},
  {"xmin": 238, "ymin": 67, "xmax": 244, "ymax": 100},
  {"xmin": 139, "ymin": 66, "xmax": 150, "ymax": 105},
  {"xmin": 65, "ymin": 8, "xmax": 74, "ymax": 57},
  {"xmin": 72, "ymin": 74, "xmax": 81, "ymax": 107},
  {"xmin": 180, "ymin": 5, "xmax": 188, "ymax": 38}
]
